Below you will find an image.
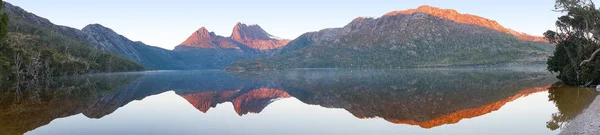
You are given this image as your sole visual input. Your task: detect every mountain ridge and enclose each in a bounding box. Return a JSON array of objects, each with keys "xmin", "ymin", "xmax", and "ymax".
[
  {"xmin": 83, "ymin": 23, "xmax": 191, "ymax": 70},
  {"xmin": 2, "ymin": 2, "xmax": 143, "ymax": 77},
  {"xmin": 385, "ymin": 5, "xmax": 546, "ymax": 42},
  {"xmin": 227, "ymin": 8, "xmax": 554, "ymax": 71},
  {"xmin": 176, "ymin": 23, "xmax": 290, "ymax": 51}
]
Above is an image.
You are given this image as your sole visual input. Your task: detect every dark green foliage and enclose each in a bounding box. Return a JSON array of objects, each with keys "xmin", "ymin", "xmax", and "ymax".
[
  {"xmin": 0, "ymin": 13, "xmax": 7, "ymax": 42},
  {"xmin": 545, "ymin": 0, "xmax": 600, "ymax": 86}
]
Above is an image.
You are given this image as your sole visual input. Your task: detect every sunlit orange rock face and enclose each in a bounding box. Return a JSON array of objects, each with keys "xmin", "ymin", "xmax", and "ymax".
[
  {"xmin": 179, "ymin": 88, "xmax": 290, "ymax": 115},
  {"xmin": 177, "ymin": 23, "xmax": 290, "ymax": 50},
  {"xmin": 386, "ymin": 5, "xmax": 547, "ymax": 42},
  {"xmin": 231, "ymin": 23, "xmax": 291, "ymax": 50},
  {"xmin": 385, "ymin": 85, "xmax": 551, "ymax": 128},
  {"xmin": 178, "ymin": 27, "xmax": 240, "ymax": 49}
]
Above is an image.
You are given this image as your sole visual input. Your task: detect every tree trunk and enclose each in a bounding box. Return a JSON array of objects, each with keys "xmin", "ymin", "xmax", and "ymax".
[{"xmin": 580, "ymin": 47, "xmax": 600, "ymax": 66}]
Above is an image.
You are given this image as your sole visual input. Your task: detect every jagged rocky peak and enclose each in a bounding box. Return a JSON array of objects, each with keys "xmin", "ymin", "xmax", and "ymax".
[
  {"xmin": 176, "ymin": 22, "xmax": 290, "ymax": 50},
  {"xmin": 190, "ymin": 26, "xmax": 214, "ymax": 39},
  {"xmin": 190, "ymin": 26, "xmax": 215, "ymax": 39},
  {"xmin": 178, "ymin": 26, "xmax": 219, "ymax": 48},
  {"xmin": 231, "ymin": 22, "xmax": 274, "ymax": 41},
  {"xmin": 384, "ymin": 5, "xmax": 547, "ymax": 42},
  {"xmin": 230, "ymin": 22, "xmax": 291, "ymax": 50}
]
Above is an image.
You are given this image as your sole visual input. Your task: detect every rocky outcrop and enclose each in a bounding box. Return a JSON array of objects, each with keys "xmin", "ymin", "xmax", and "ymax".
[
  {"xmin": 172, "ymin": 23, "xmax": 291, "ymax": 69},
  {"xmin": 83, "ymin": 24, "xmax": 144, "ymax": 62},
  {"xmin": 231, "ymin": 23, "xmax": 291, "ymax": 50},
  {"xmin": 178, "ymin": 27, "xmax": 241, "ymax": 49},
  {"xmin": 176, "ymin": 23, "xmax": 290, "ymax": 51},
  {"xmin": 385, "ymin": 5, "xmax": 547, "ymax": 42}
]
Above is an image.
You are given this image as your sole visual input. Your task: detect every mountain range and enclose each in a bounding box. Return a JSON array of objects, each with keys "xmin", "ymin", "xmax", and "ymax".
[
  {"xmin": 82, "ymin": 22, "xmax": 291, "ymax": 70},
  {"xmin": 177, "ymin": 23, "xmax": 290, "ymax": 51},
  {"xmin": 171, "ymin": 23, "xmax": 291, "ymax": 69},
  {"xmin": 4, "ymin": 2, "xmax": 553, "ymax": 72},
  {"xmin": 4, "ymin": 1, "xmax": 292, "ymax": 71},
  {"xmin": 385, "ymin": 5, "xmax": 547, "ymax": 42},
  {"xmin": 227, "ymin": 6, "xmax": 553, "ymax": 71}
]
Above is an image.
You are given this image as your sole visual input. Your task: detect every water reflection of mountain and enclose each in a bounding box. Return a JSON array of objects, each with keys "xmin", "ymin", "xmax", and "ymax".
[
  {"xmin": 267, "ymin": 69, "xmax": 557, "ymax": 128},
  {"xmin": 179, "ymin": 88, "xmax": 291, "ymax": 115},
  {"xmin": 0, "ymin": 68, "xmax": 562, "ymax": 134},
  {"xmin": 389, "ymin": 85, "xmax": 550, "ymax": 128}
]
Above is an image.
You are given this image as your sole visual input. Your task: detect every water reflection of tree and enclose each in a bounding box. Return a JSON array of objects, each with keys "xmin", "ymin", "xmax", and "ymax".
[
  {"xmin": 0, "ymin": 74, "xmax": 141, "ymax": 135},
  {"xmin": 1, "ymin": 74, "xmax": 138, "ymax": 106},
  {"xmin": 546, "ymin": 82, "xmax": 599, "ymax": 130}
]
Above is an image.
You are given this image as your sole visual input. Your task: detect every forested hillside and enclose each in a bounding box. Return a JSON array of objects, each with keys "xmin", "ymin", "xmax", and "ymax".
[{"xmin": 0, "ymin": 1, "xmax": 143, "ymax": 81}]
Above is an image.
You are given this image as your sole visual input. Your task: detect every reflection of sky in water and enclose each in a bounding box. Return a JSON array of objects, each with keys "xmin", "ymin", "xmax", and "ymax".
[{"xmin": 27, "ymin": 91, "xmax": 558, "ymax": 135}]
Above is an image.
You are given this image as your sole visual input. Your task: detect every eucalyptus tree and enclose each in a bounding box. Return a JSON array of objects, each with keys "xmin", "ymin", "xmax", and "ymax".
[{"xmin": 545, "ymin": 0, "xmax": 600, "ymax": 86}]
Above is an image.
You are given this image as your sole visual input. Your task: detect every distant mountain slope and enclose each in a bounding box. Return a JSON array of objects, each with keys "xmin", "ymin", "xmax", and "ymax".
[
  {"xmin": 1, "ymin": 2, "xmax": 142, "ymax": 79},
  {"xmin": 385, "ymin": 5, "xmax": 547, "ymax": 42},
  {"xmin": 83, "ymin": 24, "xmax": 190, "ymax": 70},
  {"xmin": 82, "ymin": 22, "xmax": 291, "ymax": 70},
  {"xmin": 5, "ymin": 2, "xmax": 292, "ymax": 71},
  {"xmin": 227, "ymin": 7, "xmax": 554, "ymax": 71}
]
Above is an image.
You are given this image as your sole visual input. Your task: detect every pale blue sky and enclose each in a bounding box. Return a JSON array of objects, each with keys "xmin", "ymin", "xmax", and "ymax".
[{"xmin": 6, "ymin": 0, "xmax": 577, "ymax": 50}]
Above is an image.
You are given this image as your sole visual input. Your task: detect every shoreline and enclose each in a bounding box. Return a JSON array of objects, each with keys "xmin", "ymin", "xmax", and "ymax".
[{"xmin": 559, "ymin": 95, "xmax": 600, "ymax": 135}]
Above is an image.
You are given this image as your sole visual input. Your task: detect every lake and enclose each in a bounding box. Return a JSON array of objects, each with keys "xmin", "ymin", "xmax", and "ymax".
[{"xmin": 0, "ymin": 67, "xmax": 596, "ymax": 135}]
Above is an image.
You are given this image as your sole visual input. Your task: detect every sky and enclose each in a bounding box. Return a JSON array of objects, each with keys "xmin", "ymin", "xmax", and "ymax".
[{"xmin": 5, "ymin": 0, "xmax": 576, "ymax": 50}]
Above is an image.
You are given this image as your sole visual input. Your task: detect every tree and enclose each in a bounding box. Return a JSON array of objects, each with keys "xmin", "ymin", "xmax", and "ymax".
[
  {"xmin": 0, "ymin": 0, "xmax": 7, "ymax": 42},
  {"xmin": 545, "ymin": 0, "xmax": 600, "ymax": 86},
  {"xmin": 0, "ymin": 0, "xmax": 8, "ymax": 80}
]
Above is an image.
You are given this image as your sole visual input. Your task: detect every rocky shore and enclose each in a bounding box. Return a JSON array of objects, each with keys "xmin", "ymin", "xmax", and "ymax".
[{"xmin": 560, "ymin": 94, "xmax": 600, "ymax": 135}]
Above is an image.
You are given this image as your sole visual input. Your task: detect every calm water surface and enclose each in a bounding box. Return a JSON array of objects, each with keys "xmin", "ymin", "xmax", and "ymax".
[{"xmin": 0, "ymin": 67, "xmax": 597, "ymax": 135}]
